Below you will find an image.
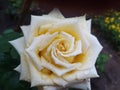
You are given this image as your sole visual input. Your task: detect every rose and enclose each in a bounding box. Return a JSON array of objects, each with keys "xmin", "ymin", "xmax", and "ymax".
[{"xmin": 9, "ymin": 9, "xmax": 102, "ymax": 90}]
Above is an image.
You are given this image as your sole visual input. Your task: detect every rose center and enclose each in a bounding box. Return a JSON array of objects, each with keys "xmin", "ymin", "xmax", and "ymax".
[{"xmin": 56, "ymin": 39, "xmax": 69, "ymax": 52}]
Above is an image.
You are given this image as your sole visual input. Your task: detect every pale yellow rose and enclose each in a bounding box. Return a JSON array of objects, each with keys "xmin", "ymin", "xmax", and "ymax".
[{"xmin": 9, "ymin": 9, "xmax": 103, "ymax": 90}]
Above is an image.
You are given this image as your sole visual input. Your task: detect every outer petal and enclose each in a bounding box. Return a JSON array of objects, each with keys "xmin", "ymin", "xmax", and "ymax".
[
  {"xmin": 69, "ymin": 79, "xmax": 91, "ymax": 90},
  {"xmin": 26, "ymin": 57, "xmax": 54, "ymax": 87},
  {"xmin": 48, "ymin": 8, "xmax": 64, "ymax": 19},
  {"xmin": 14, "ymin": 65, "xmax": 21, "ymax": 72},
  {"xmin": 79, "ymin": 34, "xmax": 103, "ymax": 70},
  {"xmin": 42, "ymin": 86, "xmax": 64, "ymax": 90},
  {"xmin": 40, "ymin": 57, "xmax": 76, "ymax": 76},
  {"xmin": 63, "ymin": 66, "xmax": 98, "ymax": 82},
  {"xmin": 20, "ymin": 25, "xmax": 30, "ymax": 46},
  {"xmin": 20, "ymin": 53, "xmax": 30, "ymax": 81},
  {"xmin": 77, "ymin": 22, "xmax": 90, "ymax": 53},
  {"xmin": 48, "ymin": 18, "xmax": 90, "ymax": 53},
  {"xmin": 68, "ymin": 16, "xmax": 89, "ymax": 33},
  {"xmin": 78, "ymin": 16, "xmax": 88, "ymax": 33},
  {"xmin": 27, "ymin": 32, "xmax": 58, "ymax": 51},
  {"xmin": 28, "ymin": 15, "xmax": 60, "ymax": 45},
  {"xmin": 51, "ymin": 74, "xmax": 68, "ymax": 87},
  {"xmin": 26, "ymin": 32, "xmax": 58, "ymax": 70},
  {"xmin": 9, "ymin": 37, "xmax": 25, "ymax": 54},
  {"xmin": 9, "ymin": 37, "xmax": 30, "ymax": 81},
  {"xmin": 86, "ymin": 19, "xmax": 92, "ymax": 33},
  {"xmin": 48, "ymin": 18, "xmax": 80, "ymax": 40},
  {"xmin": 70, "ymin": 16, "xmax": 91, "ymax": 53}
]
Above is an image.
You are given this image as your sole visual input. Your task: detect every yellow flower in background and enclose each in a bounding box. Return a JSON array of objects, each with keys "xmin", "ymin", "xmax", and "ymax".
[
  {"xmin": 108, "ymin": 25, "xmax": 116, "ymax": 30},
  {"xmin": 118, "ymin": 17, "xmax": 120, "ymax": 20},
  {"xmin": 115, "ymin": 11, "xmax": 120, "ymax": 16},
  {"xmin": 111, "ymin": 25, "xmax": 116, "ymax": 29},
  {"xmin": 94, "ymin": 10, "xmax": 120, "ymax": 50},
  {"xmin": 110, "ymin": 17, "xmax": 114, "ymax": 22},
  {"xmin": 118, "ymin": 29, "xmax": 120, "ymax": 32},
  {"xmin": 104, "ymin": 17, "xmax": 110, "ymax": 24},
  {"xmin": 116, "ymin": 24, "xmax": 120, "ymax": 30},
  {"xmin": 118, "ymin": 35, "xmax": 120, "ymax": 38}
]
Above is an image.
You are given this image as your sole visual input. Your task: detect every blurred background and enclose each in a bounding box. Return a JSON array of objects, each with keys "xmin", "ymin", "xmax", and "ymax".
[
  {"xmin": 1, "ymin": 0, "xmax": 120, "ymax": 31},
  {"xmin": 0, "ymin": 0, "xmax": 120, "ymax": 90}
]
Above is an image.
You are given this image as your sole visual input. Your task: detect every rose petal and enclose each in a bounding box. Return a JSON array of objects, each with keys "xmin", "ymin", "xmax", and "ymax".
[
  {"xmin": 26, "ymin": 32, "xmax": 58, "ymax": 70},
  {"xmin": 69, "ymin": 79, "xmax": 91, "ymax": 90},
  {"xmin": 78, "ymin": 16, "xmax": 88, "ymax": 32},
  {"xmin": 60, "ymin": 32, "xmax": 75, "ymax": 53},
  {"xmin": 86, "ymin": 19, "xmax": 92, "ymax": 33},
  {"xmin": 20, "ymin": 25, "xmax": 30, "ymax": 46},
  {"xmin": 57, "ymin": 40, "xmax": 82, "ymax": 57},
  {"xmin": 9, "ymin": 37, "xmax": 25, "ymax": 54},
  {"xmin": 51, "ymin": 47, "xmax": 81, "ymax": 68},
  {"xmin": 49, "ymin": 8, "xmax": 64, "ymax": 19},
  {"xmin": 25, "ymin": 48, "xmax": 43, "ymax": 70},
  {"xmin": 9, "ymin": 37, "xmax": 30, "ymax": 81},
  {"xmin": 20, "ymin": 53, "xmax": 30, "ymax": 82},
  {"xmin": 27, "ymin": 32, "xmax": 58, "ymax": 51},
  {"xmin": 77, "ymin": 22, "xmax": 90, "ymax": 53},
  {"xmin": 63, "ymin": 66, "xmax": 98, "ymax": 82},
  {"xmin": 40, "ymin": 57, "xmax": 76, "ymax": 76},
  {"xmin": 42, "ymin": 86, "xmax": 63, "ymax": 90},
  {"xmin": 67, "ymin": 16, "xmax": 89, "ymax": 33},
  {"xmin": 39, "ymin": 24, "xmax": 53, "ymax": 35},
  {"xmin": 48, "ymin": 18, "xmax": 90, "ymax": 53},
  {"xmin": 79, "ymin": 34, "xmax": 103, "ymax": 70},
  {"xmin": 14, "ymin": 65, "xmax": 21, "ymax": 72},
  {"xmin": 28, "ymin": 15, "xmax": 60, "ymax": 45},
  {"xmin": 26, "ymin": 57, "xmax": 54, "ymax": 87},
  {"xmin": 48, "ymin": 18, "xmax": 80, "ymax": 40},
  {"xmin": 51, "ymin": 74, "xmax": 68, "ymax": 87}
]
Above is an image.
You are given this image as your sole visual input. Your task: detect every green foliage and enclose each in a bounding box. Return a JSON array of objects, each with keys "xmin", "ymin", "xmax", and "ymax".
[
  {"xmin": 6, "ymin": 0, "xmax": 23, "ymax": 19},
  {"xmin": 96, "ymin": 53, "xmax": 109, "ymax": 73},
  {"xmin": 93, "ymin": 10, "xmax": 120, "ymax": 50},
  {"xmin": 0, "ymin": 70, "xmax": 37, "ymax": 90},
  {"xmin": 0, "ymin": 29, "xmax": 37, "ymax": 90},
  {"xmin": 0, "ymin": 29, "xmax": 22, "ymax": 53}
]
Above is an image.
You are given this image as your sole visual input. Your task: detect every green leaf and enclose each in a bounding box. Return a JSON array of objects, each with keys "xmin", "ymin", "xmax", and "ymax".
[
  {"xmin": 0, "ymin": 29, "xmax": 22, "ymax": 53},
  {"xmin": 0, "ymin": 52, "xmax": 19, "ymax": 70},
  {"xmin": 10, "ymin": 48, "xmax": 19, "ymax": 59},
  {"xmin": 0, "ymin": 29, "xmax": 38, "ymax": 90},
  {"xmin": 3, "ymin": 29, "xmax": 22, "ymax": 41},
  {"xmin": 0, "ymin": 70, "xmax": 38, "ymax": 90},
  {"xmin": 0, "ymin": 37, "xmax": 11, "ymax": 53},
  {"xmin": 3, "ymin": 29, "xmax": 14, "ymax": 34},
  {"xmin": 96, "ymin": 53, "xmax": 109, "ymax": 72}
]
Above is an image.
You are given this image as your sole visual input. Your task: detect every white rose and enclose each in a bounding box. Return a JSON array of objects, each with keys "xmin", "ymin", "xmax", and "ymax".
[{"xmin": 9, "ymin": 9, "xmax": 102, "ymax": 90}]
